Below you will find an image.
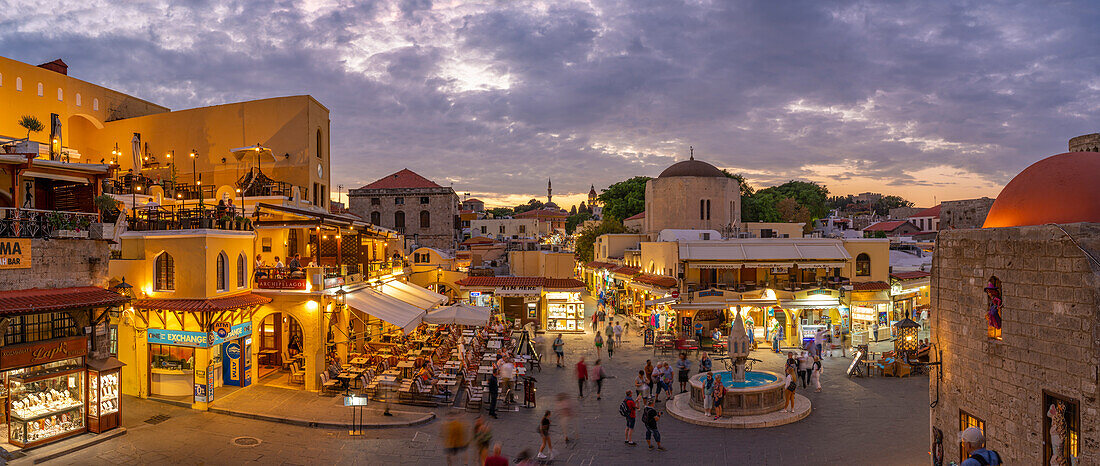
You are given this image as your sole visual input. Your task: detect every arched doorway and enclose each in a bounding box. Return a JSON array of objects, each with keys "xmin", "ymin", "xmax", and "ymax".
[{"xmin": 255, "ymin": 311, "xmax": 306, "ymax": 388}]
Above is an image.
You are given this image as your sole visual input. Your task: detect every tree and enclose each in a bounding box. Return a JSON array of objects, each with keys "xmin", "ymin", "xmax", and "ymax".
[
  {"xmin": 743, "ymin": 180, "xmax": 830, "ymax": 222},
  {"xmin": 570, "ymin": 205, "xmax": 577, "ymax": 215},
  {"xmin": 18, "ymin": 115, "xmax": 44, "ymax": 140},
  {"xmin": 487, "ymin": 207, "xmax": 513, "ymax": 218},
  {"xmin": 871, "ymin": 195, "xmax": 914, "ymax": 215},
  {"xmin": 513, "ymin": 199, "xmax": 544, "ymax": 214},
  {"xmin": 565, "ymin": 211, "xmax": 592, "ymax": 234},
  {"xmin": 721, "ymin": 169, "xmax": 755, "ymax": 198},
  {"xmin": 776, "ymin": 197, "xmax": 813, "ymax": 227},
  {"xmin": 598, "ymin": 176, "xmax": 650, "ymax": 221},
  {"xmin": 575, "ymin": 217, "xmax": 627, "ymax": 263}
]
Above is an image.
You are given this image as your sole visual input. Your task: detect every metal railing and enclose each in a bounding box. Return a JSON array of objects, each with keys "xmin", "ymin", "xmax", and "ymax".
[
  {"xmin": 0, "ymin": 208, "xmax": 99, "ymax": 238},
  {"xmin": 126, "ymin": 205, "xmax": 253, "ymax": 232}
]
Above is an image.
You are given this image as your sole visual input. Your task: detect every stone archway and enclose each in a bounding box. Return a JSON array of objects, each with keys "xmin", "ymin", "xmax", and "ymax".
[{"xmin": 251, "ymin": 301, "xmax": 322, "ymax": 391}]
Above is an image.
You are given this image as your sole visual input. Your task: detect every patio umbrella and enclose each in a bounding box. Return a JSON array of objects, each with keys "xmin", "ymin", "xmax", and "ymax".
[
  {"xmin": 230, "ymin": 144, "xmax": 276, "ymax": 173},
  {"xmin": 424, "ymin": 303, "xmax": 491, "ymax": 326},
  {"xmin": 131, "ymin": 133, "xmax": 141, "ymax": 171}
]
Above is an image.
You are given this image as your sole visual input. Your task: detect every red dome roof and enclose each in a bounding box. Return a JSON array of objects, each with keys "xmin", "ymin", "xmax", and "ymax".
[{"xmin": 983, "ymin": 152, "xmax": 1100, "ymax": 228}]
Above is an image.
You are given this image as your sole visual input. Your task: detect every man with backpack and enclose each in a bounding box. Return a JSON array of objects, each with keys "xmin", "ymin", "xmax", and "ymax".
[
  {"xmin": 620, "ymin": 391, "xmax": 637, "ymax": 446},
  {"xmin": 960, "ymin": 427, "xmax": 1002, "ymax": 465},
  {"xmin": 641, "ymin": 397, "xmax": 665, "ymax": 451}
]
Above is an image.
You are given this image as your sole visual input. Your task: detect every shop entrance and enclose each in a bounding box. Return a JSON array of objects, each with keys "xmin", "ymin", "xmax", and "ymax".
[{"xmin": 255, "ymin": 313, "xmax": 305, "ymax": 390}]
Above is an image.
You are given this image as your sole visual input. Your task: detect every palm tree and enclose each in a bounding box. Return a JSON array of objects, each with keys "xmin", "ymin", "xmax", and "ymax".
[{"xmin": 18, "ymin": 115, "xmax": 44, "ymax": 141}]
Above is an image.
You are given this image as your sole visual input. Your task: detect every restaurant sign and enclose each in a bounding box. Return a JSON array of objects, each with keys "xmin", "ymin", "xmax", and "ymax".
[
  {"xmin": 0, "ymin": 239, "xmax": 31, "ymax": 269},
  {"xmin": 257, "ymin": 278, "xmax": 308, "ymax": 290},
  {"xmin": 495, "ymin": 286, "xmax": 541, "ymax": 297},
  {"xmin": 0, "ymin": 336, "xmax": 87, "ymax": 370}
]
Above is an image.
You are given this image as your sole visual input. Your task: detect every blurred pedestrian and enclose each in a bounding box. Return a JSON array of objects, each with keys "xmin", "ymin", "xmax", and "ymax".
[
  {"xmin": 660, "ymin": 363, "xmax": 674, "ymax": 402},
  {"xmin": 593, "ymin": 359, "xmax": 606, "ymax": 400},
  {"xmin": 594, "ymin": 331, "xmax": 604, "ymax": 358},
  {"xmin": 484, "ymin": 444, "xmax": 508, "ymax": 466},
  {"xmin": 473, "ymin": 416, "xmax": 492, "ymax": 465},
  {"xmin": 614, "ymin": 321, "xmax": 623, "ymax": 344},
  {"xmin": 644, "ymin": 359, "xmax": 655, "ymax": 397},
  {"xmin": 812, "ymin": 356, "xmax": 822, "ymax": 392},
  {"xmin": 487, "ymin": 368, "xmax": 499, "ymax": 418},
  {"xmin": 575, "ymin": 358, "xmax": 588, "ymax": 398},
  {"xmin": 555, "ymin": 393, "xmax": 577, "ymax": 443},
  {"xmin": 552, "ymin": 334, "xmax": 564, "ymax": 367},
  {"xmin": 442, "ymin": 412, "xmax": 469, "ymax": 466},
  {"xmin": 606, "ymin": 334, "xmax": 615, "ymax": 359},
  {"xmin": 798, "ymin": 351, "xmax": 812, "ymax": 389}
]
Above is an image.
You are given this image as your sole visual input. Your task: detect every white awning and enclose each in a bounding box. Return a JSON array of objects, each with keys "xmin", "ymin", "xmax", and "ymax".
[
  {"xmin": 424, "ymin": 303, "xmax": 490, "ymax": 326},
  {"xmin": 345, "ymin": 288, "xmax": 425, "ymax": 334},
  {"xmin": 21, "ymin": 170, "xmax": 90, "ymax": 184},
  {"xmin": 380, "ymin": 280, "xmax": 447, "ymax": 310}
]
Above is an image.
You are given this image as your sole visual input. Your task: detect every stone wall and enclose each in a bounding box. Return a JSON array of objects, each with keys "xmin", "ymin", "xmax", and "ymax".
[
  {"xmin": 1069, "ymin": 133, "xmax": 1099, "ymax": 152},
  {"xmin": 940, "ymin": 197, "xmax": 995, "ymax": 230},
  {"xmin": 0, "ymin": 238, "xmax": 111, "ymax": 291},
  {"xmin": 930, "ymin": 223, "xmax": 1100, "ymax": 464},
  {"xmin": 348, "ymin": 187, "xmax": 460, "ymax": 251}
]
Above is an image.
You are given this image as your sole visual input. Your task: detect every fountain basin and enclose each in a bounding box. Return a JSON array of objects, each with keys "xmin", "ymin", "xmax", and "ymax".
[{"xmin": 689, "ymin": 370, "xmax": 786, "ymax": 416}]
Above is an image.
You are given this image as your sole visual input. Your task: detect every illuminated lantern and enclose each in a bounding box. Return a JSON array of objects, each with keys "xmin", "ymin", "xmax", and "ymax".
[{"xmin": 893, "ymin": 318, "xmax": 920, "ymax": 353}]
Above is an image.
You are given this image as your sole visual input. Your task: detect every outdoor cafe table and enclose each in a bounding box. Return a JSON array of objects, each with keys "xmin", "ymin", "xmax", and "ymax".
[
  {"xmin": 336, "ymin": 372, "xmax": 356, "ymax": 391},
  {"xmin": 396, "ymin": 360, "xmax": 415, "ymax": 378},
  {"xmin": 350, "ymin": 357, "xmax": 367, "ymax": 366},
  {"xmin": 487, "ymin": 340, "xmax": 502, "ymax": 349}
]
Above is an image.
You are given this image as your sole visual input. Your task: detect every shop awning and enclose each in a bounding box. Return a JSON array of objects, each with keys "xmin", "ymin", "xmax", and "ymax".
[
  {"xmin": 679, "ymin": 239, "xmax": 852, "ymax": 263},
  {"xmin": 133, "ymin": 292, "xmax": 271, "ymax": 313},
  {"xmin": 0, "ymin": 286, "xmax": 129, "ymax": 315},
  {"xmin": 424, "ymin": 303, "xmax": 490, "ymax": 326},
  {"xmin": 671, "ymin": 302, "xmax": 731, "ymax": 310},
  {"xmin": 644, "ymin": 296, "xmax": 677, "ymax": 306},
  {"xmin": 345, "ymin": 288, "xmax": 425, "ymax": 334},
  {"xmin": 380, "ymin": 280, "xmax": 446, "ymax": 310}
]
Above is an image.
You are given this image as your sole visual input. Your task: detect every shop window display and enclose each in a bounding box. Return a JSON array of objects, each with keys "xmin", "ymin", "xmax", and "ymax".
[
  {"xmin": 7, "ymin": 357, "xmax": 85, "ymax": 447},
  {"xmin": 150, "ymin": 344, "xmax": 195, "ymax": 371}
]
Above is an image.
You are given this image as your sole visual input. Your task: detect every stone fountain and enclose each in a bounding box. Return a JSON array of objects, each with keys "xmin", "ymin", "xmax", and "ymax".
[{"xmin": 727, "ymin": 311, "xmax": 752, "ymax": 383}]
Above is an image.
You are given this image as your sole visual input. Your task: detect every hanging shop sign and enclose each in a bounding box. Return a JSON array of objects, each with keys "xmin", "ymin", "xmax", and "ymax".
[
  {"xmin": 323, "ymin": 276, "xmax": 345, "ymax": 289},
  {"xmin": 0, "ymin": 336, "xmax": 87, "ymax": 370},
  {"xmin": 0, "ymin": 238, "xmax": 31, "ymax": 269},
  {"xmin": 697, "ymin": 290, "xmax": 723, "ymax": 298},
  {"xmin": 209, "ymin": 322, "xmax": 252, "ymax": 347},
  {"xmin": 211, "ymin": 322, "xmax": 232, "ymax": 339}
]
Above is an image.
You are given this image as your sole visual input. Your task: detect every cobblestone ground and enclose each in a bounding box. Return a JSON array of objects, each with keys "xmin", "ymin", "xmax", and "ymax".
[{"xmin": 43, "ymin": 295, "xmax": 929, "ymax": 465}]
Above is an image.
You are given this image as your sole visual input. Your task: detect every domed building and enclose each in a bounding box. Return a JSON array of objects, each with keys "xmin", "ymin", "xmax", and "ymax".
[
  {"xmin": 929, "ymin": 150, "xmax": 1100, "ymax": 465},
  {"xmin": 643, "ymin": 152, "xmax": 741, "ymax": 238},
  {"xmin": 982, "ymin": 151, "xmax": 1100, "ymax": 228}
]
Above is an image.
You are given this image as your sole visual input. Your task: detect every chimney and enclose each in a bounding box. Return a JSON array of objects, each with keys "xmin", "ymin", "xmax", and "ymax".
[{"xmin": 37, "ymin": 59, "xmax": 68, "ymax": 75}]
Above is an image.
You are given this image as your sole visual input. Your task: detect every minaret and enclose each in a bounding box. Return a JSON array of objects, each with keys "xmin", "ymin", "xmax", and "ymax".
[
  {"xmin": 547, "ymin": 178, "xmax": 553, "ymax": 205},
  {"xmin": 588, "ymin": 185, "xmax": 598, "ymax": 206}
]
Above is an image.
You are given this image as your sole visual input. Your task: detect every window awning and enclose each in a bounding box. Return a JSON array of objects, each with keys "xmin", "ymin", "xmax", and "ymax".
[
  {"xmin": 643, "ymin": 296, "xmax": 677, "ymax": 306},
  {"xmin": 21, "ymin": 170, "xmax": 90, "ymax": 184},
  {"xmin": 380, "ymin": 280, "xmax": 446, "ymax": 310},
  {"xmin": 345, "ymin": 288, "xmax": 425, "ymax": 334}
]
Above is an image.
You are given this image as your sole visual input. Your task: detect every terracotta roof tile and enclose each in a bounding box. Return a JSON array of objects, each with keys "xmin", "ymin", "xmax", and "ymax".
[
  {"xmin": 909, "ymin": 205, "xmax": 941, "ymax": 218},
  {"xmin": 610, "ymin": 265, "xmax": 640, "ymax": 276},
  {"xmin": 852, "ymin": 281, "xmax": 891, "ymax": 291},
  {"xmin": 133, "ymin": 292, "xmax": 272, "ymax": 313},
  {"xmin": 624, "ymin": 211, "xmax": 646, "ymax": 220},
  {"xmin": 584, "ymin": 261, "xmax": 616, "ymax": 269},
  {"xmin": 633, "ymin": 273, "xmax": 678, "ymax": 289},
  {"xmin": 863, "ymin": 220, "xmax": 914, "ymax": 232},
  {"xmin": 890, "ymin": 271, "xmax": 931, "ymax": 280},
  {"xmin": 543, "ymin": 278, "xmax": 585, "ymax": 289},
  {"xmin": 0, "ymin": 287, "xmax": 130, "ymax": 315},
  {"xmin": 360, "ymin": 169, "xmax": 442, "ymax": 190}
]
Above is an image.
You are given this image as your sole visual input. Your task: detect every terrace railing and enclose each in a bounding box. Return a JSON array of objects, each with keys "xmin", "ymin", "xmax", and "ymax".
[
  {"xmin": 126, "ymin": 205, "xmax": 253, "ymax": 232},
  {"xmin": 0, "ymin": 208, "xmax": 99, "ymax": 238}
]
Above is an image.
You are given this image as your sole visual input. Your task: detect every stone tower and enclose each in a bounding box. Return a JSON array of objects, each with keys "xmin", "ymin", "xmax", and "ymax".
[
  {"xmin": 1069, "ymin": 133, "xmax": 1099, "ymax": 152},
  {"xmin": 547, "ymin": 178, "xmax": 553, "ymax": 205}
]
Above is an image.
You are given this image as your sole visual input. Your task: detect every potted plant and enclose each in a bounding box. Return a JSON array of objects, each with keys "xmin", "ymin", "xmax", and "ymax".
[
  {"xmin": 94, "ymin": 194, "xmax": 121, "ymax": 223},
  {"xmin": 219, "ymin": 214, "xmax": 232, "ymax": 229}
]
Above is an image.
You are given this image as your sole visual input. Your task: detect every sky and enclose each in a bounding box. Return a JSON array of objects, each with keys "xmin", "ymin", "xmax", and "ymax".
[{"xmin": 2, "ymin": 0, "xmax": 1098, "ymax": 209}]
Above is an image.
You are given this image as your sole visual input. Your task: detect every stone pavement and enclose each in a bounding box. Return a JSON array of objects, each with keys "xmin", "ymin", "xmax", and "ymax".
[
  {"xmin": 210, "ymin": 383, "xmax": 434, "ymax": 428},
  {"xmin": 41, "ymin": 293, "xmax": 931, "ymax": 465}
]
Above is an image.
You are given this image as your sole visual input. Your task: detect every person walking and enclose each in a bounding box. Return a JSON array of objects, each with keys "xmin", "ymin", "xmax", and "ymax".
[
  {"xmin": 772, "ymin": 320, "xmax": 783, "ymax": 353},
  {"xmin": 676, "ymin": 353, "xmax": 691, "ymax": 393},
  {"xmin": 960, "ymin": 427, "xmax": 1003, "ymax": 466},
  {"xmin": 712, "ymin": 379, "xmax": 725, "ymax": 420},
  {"xmin": 614, "ymin": 321, "xmax": 623, "ymax": 345},
  {"xmin": 783, "ymin": 366, "xmax": 796, "ymax": 412},
  {"xmin": 621, "ymin": 391, "xmax": 638, "ymax": 446},
  {"xmin": 575, "ymin": 358, "xmax": 588, "ymax": 398},
  {"xmin": 641, "ymin": 398, "xmax": 665, "ymax": 451},
  {"xmin": 643, "ymin": 359, "xmax": 655, "ymax": 397},
  {"xmin": 634, "ymin": 369, "xmax": 648, "ymax": 398},
  {"xmin": 814, "ymin": 328, "xmax": 826, "ymax": 358},
  {"xmin": 702, "ymin": 372, "xmax": 715, "ymax": 417},
  {"xmin": 699, "ymin": 352, "xmax": 712, "ymax": 374},
  {"xmin": 442, "ymin": 412, "xmax": 469, "ymax": 466},
  {"xmin": 555, "ymin": 393, "xmax": 576, "ymax": 444},
  {"xmin": 811, "ymin": 356, "xmax": 822, "ymax": 392},
  {"xmin": 500, "ymin": 358, "xmax": 516, "ymax": 403},
  {"xmin": 605, "ymin": 321, "xmax": 615, "ymax": 344},
  {"xmin": 594, "ymin": 332, "xmax": 604, "ymax": 358},
  {"xmin": 537, "ymin": 410, "xmax": 553, "ymax": 459},
  {"xmin": 593, "ymin": 359, "xmax": 606, "ymax": 400},
  {"xmin": 552, "ymin": 334, "xmax": 565, "ymax": 367},
  {"xmin": 473, "ymin": 416, "xmax": 492, "ymax": 465},
  {"xmin": 798, "ymin": 351, "xmax": 812, "ymax": 389},
  {"xmin": 487, "ymin": 368, "xmax": 499, "ymax": 418},
  {"xmin": 606, "ymin": 333, "xmax": 615, "ymax": 359}
]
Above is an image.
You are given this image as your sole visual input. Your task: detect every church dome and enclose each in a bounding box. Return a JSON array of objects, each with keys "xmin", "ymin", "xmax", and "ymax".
[
  {"xmin": 658, "ymin": 157, "xmax": 725, "ymax": 178},
  {"xmin": 983, "ymin": 151, "xmax": 1100, "ymax": 228}
]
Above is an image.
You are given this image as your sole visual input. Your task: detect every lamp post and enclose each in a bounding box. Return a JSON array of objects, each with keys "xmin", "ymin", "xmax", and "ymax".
[{"xmin": 189, "ymin": 150, "xmax": 203, "ymax": 207}]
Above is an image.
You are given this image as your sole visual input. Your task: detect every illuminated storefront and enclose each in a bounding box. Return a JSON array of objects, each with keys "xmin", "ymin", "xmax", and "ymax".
[{"xmin": 455, "ymin": 277, "xmax": 586, "ymax": 333}]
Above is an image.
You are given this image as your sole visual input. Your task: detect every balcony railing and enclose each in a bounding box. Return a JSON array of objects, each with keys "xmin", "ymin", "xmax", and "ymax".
[
  {"xmin": 0, "ymin": 208, "xmax": 99, "ymax": 239},
  {"xmin": 126, "ymin": 205, "xmax": 252, "ymax": 231}
]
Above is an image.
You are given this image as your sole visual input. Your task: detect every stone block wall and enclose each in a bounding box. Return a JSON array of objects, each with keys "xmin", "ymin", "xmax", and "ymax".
[
  {"xmin": 348, "ymin": 187, "xmax": 460, "ymax": 251},
  {"xmin": 930, "ymin": 223, "xmax": 1100, "ymax": 464},
  {"xmin": 0, "ymin": 238, "xmax": 111, "ymax": 291},
  {"xmin": 1069, "ymin": 133, "xmax": 1099, "ymax": 152},
  {"xmin": 939, "ymin": 197, "xmax": 995, "ymax": 230}
]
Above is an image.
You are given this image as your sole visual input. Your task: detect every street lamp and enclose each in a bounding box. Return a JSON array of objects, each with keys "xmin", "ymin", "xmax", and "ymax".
[{"xmin": 190, "ymin": 150, "xmax": 203, "ymax": 207}]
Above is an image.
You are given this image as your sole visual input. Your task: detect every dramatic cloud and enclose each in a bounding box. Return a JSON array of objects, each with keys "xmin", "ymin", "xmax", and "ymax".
[{"xmin": 2, "ymin": 0, "xmax": 1097, "ymax": 206}]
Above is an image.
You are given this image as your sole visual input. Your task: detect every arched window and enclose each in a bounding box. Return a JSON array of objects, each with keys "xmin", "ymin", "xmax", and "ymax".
[
  {"xmin": 856, "ymin": 253, "xmax": 871, "ymax": 277},
  {"xmin": 57, "ymin": 88, "xmax": 63, "ymax": 101},
  {"xmin": 93, "ymin": 98, "xmax": 99, "ymax": 111},
  {"xmin": 155, "ymin": 253, "xmax": 175, "ymax": 291},
  {"xmin": 217, "ymin": 252, "xmax": 228, "ymax": 290},
  {"xmin": 75, "ymin": 93, "xmax": 81, "ymax": 106},
  {"xmin": 420, "ymin": 210, "xmax": 430, "ymax": 229},
  {"xmin": 706, "ymin": 200, "xmax": 711, "ymax": 220},
  {"xmin": 700, "ymin": 199, "xmax": 706, "ymax": 220},
  {"xmin": 15, "ymin": 77, "xmax": 22, "ymax": 91},
  {"xmin": 237, "ymin": 253, "xmax": 247, "ymax": 288},
  {"xmin": 37, "ymin": 82, "xmax": 43, "ymax": 96},
  {"xmin": 316, "ymin": 129, "xmax": 323, "ymax": 159},
  {"xmin": 0, "ymin": 73, "xmax": 3, "ymax": 86},
  {"xmin": 394, "ymin": 211, "xmax": 405, "ymax": 230},
  {"xmin": 370, "ymin": 211, "xmax": 381, "ymax": 224}
]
